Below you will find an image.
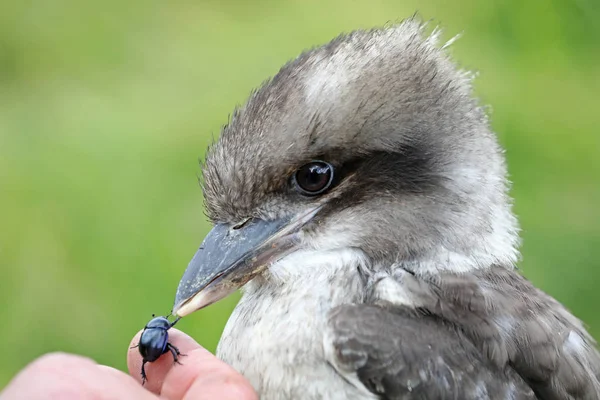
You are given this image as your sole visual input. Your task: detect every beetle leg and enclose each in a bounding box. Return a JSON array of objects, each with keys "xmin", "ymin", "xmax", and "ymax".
[
  {"xmin": 141, "ymin": 360, "xmax": 148, "ymax": 385},
  {"xmin": 129, "ymin": 344, "xmax": 139, "ymax": 349},
  {"xmin": 169, "ymin": 316, "xmax": 181, "ymax": 328},
  {"xmin": 167, "ymin": 343, "xmax": 186, "ymax": 364}
]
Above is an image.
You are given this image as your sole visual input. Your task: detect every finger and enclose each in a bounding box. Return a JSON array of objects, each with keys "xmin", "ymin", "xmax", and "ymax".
[
  {"xmin": 158, "ymin": 332, "xmax": 257, "ymax": 400},
  {"xmin": 167, "ymin": 349, "xmax": 258, "ymax": 400},
  {"xmin": 0, "ymin": 353, "xmax": 155, "ymax": 400},
  {"xmin": 127, "ymin": 329, "xmax": 257, "ymax": 400},
  {"xmin": 128, "ymin": 328, "xmax": 202, "ymax": 394},
  {"xmin": 96, "ymin": 365, "xmax": 146, "ymax": 393}
]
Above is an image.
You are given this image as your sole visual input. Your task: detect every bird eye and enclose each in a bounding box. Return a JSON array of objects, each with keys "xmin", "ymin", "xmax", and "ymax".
[{"xmin": 293, "ymin": 161, "xmax": 334, "ymax": 195}]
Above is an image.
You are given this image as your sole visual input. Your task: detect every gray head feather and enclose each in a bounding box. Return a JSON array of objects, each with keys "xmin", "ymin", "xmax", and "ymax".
[{"xmin": 202, "ymin": 19, "xmax": 519, "ymax": 272}]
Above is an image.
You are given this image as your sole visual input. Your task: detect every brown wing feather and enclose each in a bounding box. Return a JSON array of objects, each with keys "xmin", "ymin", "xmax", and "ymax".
[
  {"xmin": 327, "ymin": 304, "xmax": 536, "ymax": 400},
  {"xmin": 327, "ymin": 266, "xmax": 600, "ymax": 399},
  {"xmin": 422, "ymin": 267, "xmax": 600, "ymax": 399}
]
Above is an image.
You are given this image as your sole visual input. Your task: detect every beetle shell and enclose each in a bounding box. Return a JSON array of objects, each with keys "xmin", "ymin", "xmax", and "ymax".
[{"xmin": 139, "ymin": 316, "xmax": 171, "ymax": 362}]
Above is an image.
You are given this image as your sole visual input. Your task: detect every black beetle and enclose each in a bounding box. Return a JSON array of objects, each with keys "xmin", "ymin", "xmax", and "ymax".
[{"xmin": 131, "ymin": 315, "xmax": 184, "ymax": 384}]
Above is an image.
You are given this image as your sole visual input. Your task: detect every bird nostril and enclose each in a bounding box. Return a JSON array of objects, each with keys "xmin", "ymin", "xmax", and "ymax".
[{"xmin": 232, "ymin": 218, "xmax": 252, "ymax": 230}]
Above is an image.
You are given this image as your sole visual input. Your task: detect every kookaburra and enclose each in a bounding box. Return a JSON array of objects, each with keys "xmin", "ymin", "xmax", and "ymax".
[{"xmin": 171, "ymin": 20, "xmax": 600, "ymax": 399}]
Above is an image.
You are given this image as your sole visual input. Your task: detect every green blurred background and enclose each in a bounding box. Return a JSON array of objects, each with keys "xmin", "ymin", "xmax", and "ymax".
[{"xmin": 1, "ymin": 0, "xmax": 599, "ymax": 387}]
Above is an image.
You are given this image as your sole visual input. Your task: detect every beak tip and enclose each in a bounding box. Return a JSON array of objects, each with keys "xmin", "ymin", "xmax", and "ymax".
[
  {"xmin": 172, "ymin": 288, "xmax": 222, "ymax": 318},
  {"xmin": 172, "ymin": 301, "xmax": 193, "ymax": 318}
]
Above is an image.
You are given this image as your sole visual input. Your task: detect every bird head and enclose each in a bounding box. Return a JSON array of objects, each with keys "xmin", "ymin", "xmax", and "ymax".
[{"xmin": 172, "ymin": 20, "xmax": 520, "ymax": 317}]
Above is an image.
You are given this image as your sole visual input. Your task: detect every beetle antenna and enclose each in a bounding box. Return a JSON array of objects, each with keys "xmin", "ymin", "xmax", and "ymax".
[{"xmin": 171, "ymin": 316, "xmax": 182, "ymax": 327}]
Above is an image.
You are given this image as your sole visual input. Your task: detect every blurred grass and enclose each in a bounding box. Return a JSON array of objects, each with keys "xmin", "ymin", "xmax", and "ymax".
[{"xmin": 1, "ymin": 0, "xmax": 599, "ymax": 387}]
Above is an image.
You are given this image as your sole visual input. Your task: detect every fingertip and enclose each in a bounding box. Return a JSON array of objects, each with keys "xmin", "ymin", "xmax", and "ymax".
[
  {"xmin": 127, "ymin": 330, "xmax": 144, "ymax": 364},
  {"xmin": 127, "ymin": 328, "xmax": 204, "ymax": 394},
  {"xmin": 164, "ymin": 329, "xmax": 206, "ymax": 351},
  {"xmin": 128, "ymin": 330, "xmax": 144, "ymax": 351},
  {"xmin": 126, "ymin": 330, "xmax": 144, "ymax": 384}
]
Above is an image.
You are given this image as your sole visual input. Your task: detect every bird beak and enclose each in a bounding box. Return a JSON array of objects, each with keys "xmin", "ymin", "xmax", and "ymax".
[{"xmin": 172, "ymin": 207, "xmax": 320, "ymax": 317}]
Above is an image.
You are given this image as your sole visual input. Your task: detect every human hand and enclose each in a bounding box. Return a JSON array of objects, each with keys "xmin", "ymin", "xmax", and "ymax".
[{"xmin": 0, "ymin": 329, "xmax": 257, "ymax": 400}]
